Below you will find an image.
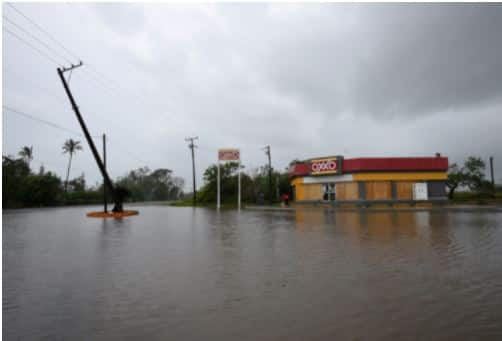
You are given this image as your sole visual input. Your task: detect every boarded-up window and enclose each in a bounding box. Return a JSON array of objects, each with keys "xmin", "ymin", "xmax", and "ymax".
[
  {"xmin": 366, "ymin": 181, "xmax": 391, "ymax": 200},
  {"xmin": 396, "ymin": 181, "xmax": 413, "ymax": 199},
  {"xmin": 336, "ymin": 182, "xmax": 359, "ymax": 200},
  {"xmin": 302, "ymin": 184, "xmax": 323, "ymax": 201}
]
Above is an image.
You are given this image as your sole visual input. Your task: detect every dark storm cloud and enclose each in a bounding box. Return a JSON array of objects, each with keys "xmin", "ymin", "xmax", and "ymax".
[
  {"xmin": 3, "ymin": 3, "xmax": 502, "ymax": 186},
  {"xmin": 253, "ymin": 4, "xmax": 502, "ymax": 119}
]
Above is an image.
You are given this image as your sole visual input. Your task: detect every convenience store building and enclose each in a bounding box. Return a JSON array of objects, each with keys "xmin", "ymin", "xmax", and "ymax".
[{"xmin": 289, "ymin": 154, "xmax": 449, "ymax": 205}]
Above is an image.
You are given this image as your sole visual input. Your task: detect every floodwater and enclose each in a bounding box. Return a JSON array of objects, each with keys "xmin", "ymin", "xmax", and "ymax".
[{"xmin": 3, "ymin": 206, "xmax": 502, "ymax": 340}]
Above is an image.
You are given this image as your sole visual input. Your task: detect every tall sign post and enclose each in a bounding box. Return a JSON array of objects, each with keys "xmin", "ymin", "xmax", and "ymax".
[
  {"xmin": 217, "ymin": 159, "xmax": 221, "ymax": 209},
  {"xmin": 238, "ymin": 158, "xmax": 241, "ymax": 210},
  {"xmin": 217, "ymin": 149, "xmax": 241, "ymax": 209}
]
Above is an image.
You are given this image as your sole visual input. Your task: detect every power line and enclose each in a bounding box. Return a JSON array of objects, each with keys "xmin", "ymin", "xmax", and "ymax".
[
  {"xmin": 3, "ymin": 105, "xmax": 86, "ymax": 137},
  {"xmin": 3, "ymin": 67, "xmax": 68, "ymax": 104},
  {"xmin": 3, "ymin": 68, "xmax": 161, "ymax": 167},
  {"xmin": 6, "ymin": 3, "xmax": 80, "ymax": 61},
  {"xmin": 3, "ymin": 7, "xmax": 169, "ymax": 170},
  {"xmin": 4, "ymin": 104, "xmax": 155, "ymax": 169},
  {"xmin": 2, "ymin": 20, "xmax": 113, "ymax": 100},
  {"xmin": 3, "ymin": 26, "xmax": 63, "ymax": 66},
  {"xmin": 7, "ymin": 3, "xmax": 172, "ymax": 115},
  {"xmin": 5, "ymin": 4, "xmax": 173, "ymax": 123},
  {"xmin": 3, "ymin": 15, "xmax": 74, "ymax": 65},
  {"xmin": 5, "ymin": 5, "xmax": 130, "ymax": 101},
  {"xmin": 6, "ymin": 4, "xmax": 153, "ymax": 109}
]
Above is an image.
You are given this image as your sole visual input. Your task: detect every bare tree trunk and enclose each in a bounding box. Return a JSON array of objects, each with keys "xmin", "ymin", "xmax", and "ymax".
[
  {"xmin": 65, "ymin": 153, "xmax": 73, "ymax": 193},
  {"xmin": 448, "ymin": 185, "xmax": 457, "ymax": 200}
]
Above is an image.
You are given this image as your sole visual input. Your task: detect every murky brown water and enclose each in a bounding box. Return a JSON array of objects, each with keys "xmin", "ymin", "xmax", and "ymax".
[{"xmin": 3, "ymin": 206, "xmax": 502, "ymax": 340}]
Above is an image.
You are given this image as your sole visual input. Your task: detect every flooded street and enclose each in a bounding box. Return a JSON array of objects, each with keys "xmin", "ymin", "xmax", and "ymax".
[{"xmin": 3, "ymin": 206, "xmax": 502, "ymax": 340}]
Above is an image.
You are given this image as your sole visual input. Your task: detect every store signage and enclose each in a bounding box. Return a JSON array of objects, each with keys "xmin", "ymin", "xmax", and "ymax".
[
  {"xmin": 218, "ymin": 149, "xmax": 240, "ymax": 161},
  {"xmin": 310, "ymin": 157, "xmax": 340, "ymax": 175}
]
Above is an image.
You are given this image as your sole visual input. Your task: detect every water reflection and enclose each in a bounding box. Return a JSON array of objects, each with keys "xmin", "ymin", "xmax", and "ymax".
[{"xmin": 294, "ymin": 209, "xmax": 427, "ymax": 241}]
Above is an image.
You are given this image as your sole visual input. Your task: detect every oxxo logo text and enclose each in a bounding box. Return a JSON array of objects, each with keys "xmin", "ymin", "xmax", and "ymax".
[{"xmin": 311, "ymin": 159, "xmax": 338, "ymax": 173}]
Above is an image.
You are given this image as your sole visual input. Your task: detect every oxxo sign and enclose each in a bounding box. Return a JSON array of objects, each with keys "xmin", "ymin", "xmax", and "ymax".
[{"xmin": 310, "ymin": 157, "xmax": 341, "ymax": 175}]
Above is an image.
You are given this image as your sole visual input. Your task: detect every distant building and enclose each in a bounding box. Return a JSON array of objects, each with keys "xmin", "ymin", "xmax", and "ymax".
[{"xmin": 289, "ymin": 154, "xmax": 448, "ymax": 205}]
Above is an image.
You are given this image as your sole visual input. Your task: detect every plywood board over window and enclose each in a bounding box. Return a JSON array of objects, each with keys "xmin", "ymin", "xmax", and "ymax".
[
  {"xmin": 336, "ymin": 182, "xmax": 359, "ymax": 200},
  {"xmin": 366, "ymin": 181, "xmax": 391, "ymax": 200},
  {"xmin": 396, "ymin": 181, "xmax": 413, "ymax": 199},
  {"xmin": 302, "ymin": 184, "xmax": 323, "ymax": 201}
]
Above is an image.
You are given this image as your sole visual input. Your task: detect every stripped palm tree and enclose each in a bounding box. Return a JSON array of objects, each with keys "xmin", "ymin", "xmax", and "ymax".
[
  {"xmin": 18, "ymin": 146, "xmax": 33, "ymax": 166},
  {"xmin": 62, "ymin": 139, "xmax": 83, "ymax": 192}
]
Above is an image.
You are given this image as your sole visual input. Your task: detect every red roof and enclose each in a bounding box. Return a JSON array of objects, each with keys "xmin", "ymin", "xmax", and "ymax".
[
  {"xmin": 289, "ymin": 156, "xmax": 448, "ymax": 177},
  {"xmin": 343, "ymin": 157, "xmax": 448, "ymax": 172}
]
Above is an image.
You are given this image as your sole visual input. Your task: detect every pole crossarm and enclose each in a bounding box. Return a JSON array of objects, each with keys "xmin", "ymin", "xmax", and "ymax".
[{"xmin": 60, "ymin": 61, "xmax": 84, "ymax": 73}]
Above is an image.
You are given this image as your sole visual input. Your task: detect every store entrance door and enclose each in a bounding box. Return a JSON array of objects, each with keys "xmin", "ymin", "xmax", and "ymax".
[{"xmin": 323, "ymin": 183, "xmax": 336, "ymax": 201}]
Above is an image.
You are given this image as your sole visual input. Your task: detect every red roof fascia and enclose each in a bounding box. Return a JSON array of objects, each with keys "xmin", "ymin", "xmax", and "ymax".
[
  {"xmin": 289, "ymin": 163, "xmax": 310, "ymax": 178},
  {"xmin": 342, "ymin": 157, "xmax": 449, "ymax": 172},
  {"xmin": 289, "ymin": 157, "xmax": 449, "ymax": 177}
]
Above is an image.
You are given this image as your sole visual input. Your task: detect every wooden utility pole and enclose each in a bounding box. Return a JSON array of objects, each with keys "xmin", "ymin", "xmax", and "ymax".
[
  {"xmin": 185, "ymin": 136, "xmax": 198, "ymax": 206},
  {"xmin": 490, "ymin": 156, "xmax": 495, "ymax": 194},
  {"xmin": 57, "ymin": 62, "xmax": 123, "ymax": 212},
  {"xmin": 263, "ymin": 145, "xmax": 273, "ymax": 204}
]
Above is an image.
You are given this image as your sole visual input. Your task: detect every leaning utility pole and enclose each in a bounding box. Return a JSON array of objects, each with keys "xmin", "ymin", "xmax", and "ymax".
[
  {"xmin": 57, "ymin": 62, "xmax": 123, "ymax": 212},
  {"xmin": 185, "ymin": 136, "xmax": 198, "ymax": 206},
  {"xmin": 263, "ymin": 145, "xmax": 273, "ymax": 204}
]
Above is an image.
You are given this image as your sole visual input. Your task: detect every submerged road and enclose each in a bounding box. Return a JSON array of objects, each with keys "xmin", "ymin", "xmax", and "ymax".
[{"xmin": 3, "ymin": 206, "xmax": 502, "ymax": 340}]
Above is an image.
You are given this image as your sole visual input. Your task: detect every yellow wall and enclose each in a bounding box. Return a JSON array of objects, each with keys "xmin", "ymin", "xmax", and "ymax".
[
  {"xmin": 291, "ymin": 172, "xmax": 446, "ymax": 202},
  {"xmin": 352, "ymin": 172, "xmax": 446, "ymax": 181}
]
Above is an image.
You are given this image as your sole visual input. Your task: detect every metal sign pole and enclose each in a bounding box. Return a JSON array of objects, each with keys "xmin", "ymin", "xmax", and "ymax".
[
  {"xmin": 217, "ymin": 160, "xmax": 221, "ymax": 209},
  {"xmin": 238, "ymin": 159, "xmax": 241, "ymax": 210}
]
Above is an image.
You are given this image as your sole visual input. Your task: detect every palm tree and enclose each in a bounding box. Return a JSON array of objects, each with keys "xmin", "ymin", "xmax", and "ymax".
[
  {"xmin": 18, "ymin": 146, "xmax": 33, "ymax": 166},
  {"xmin": 62, "ymin": 139, "xmax": 83, "ymax": 192}
]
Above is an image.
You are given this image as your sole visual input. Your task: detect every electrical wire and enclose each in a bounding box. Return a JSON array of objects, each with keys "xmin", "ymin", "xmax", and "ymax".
[
  {"xmin": 3, "ymin": 15, "xmax": 75, "ymax": 65},
  {"xmin": 5, "ymin": 3, "xmax": 167, "ymax": 113},
  {"xmin": 4, "ymin": 6, "xmax": 171, "ymax": 170},
  {"xmin": 3, "ymin": 105, "xmax": 99, "ymax": 139},
  {"xmin": 3, "ymin": 68, "xmax": 67, "ymax": 104},
  {"xmin": 6, "ymin": 2, "xmax": 80, "ymax": 61},
  {"xmin": 3, "ymin": 105, "xmax": 154, "ymax": 169},
  {"xmin": 3, "ymin": 26, "xmax": 63, "ymax": 66}
]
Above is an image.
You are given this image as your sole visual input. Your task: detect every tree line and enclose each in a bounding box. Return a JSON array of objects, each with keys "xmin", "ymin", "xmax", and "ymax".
[
  {"xmin": 192, "ymin": 161, "xmax": 292, "ymax": 205},
  {"xmin": 3, "ymin": 142, "xmax": 184, "ymax": 208},
  {"xmin": 446, "ymin": 156, "xmax": 498, "ymax": 199},
  {"xmin": 4, "ymin": 144, "xmax": 498, "ymax": 209}
]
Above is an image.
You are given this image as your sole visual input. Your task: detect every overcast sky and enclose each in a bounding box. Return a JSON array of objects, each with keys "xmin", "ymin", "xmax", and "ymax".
[{"xmin": 3, "ymin": 3, "xmax": 502, "ymax": 189}]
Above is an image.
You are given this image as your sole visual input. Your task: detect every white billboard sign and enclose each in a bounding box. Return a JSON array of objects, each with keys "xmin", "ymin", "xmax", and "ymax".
[{"xmin": 218, "ymin": 149, "xmax": 240, "ymax": 161}]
